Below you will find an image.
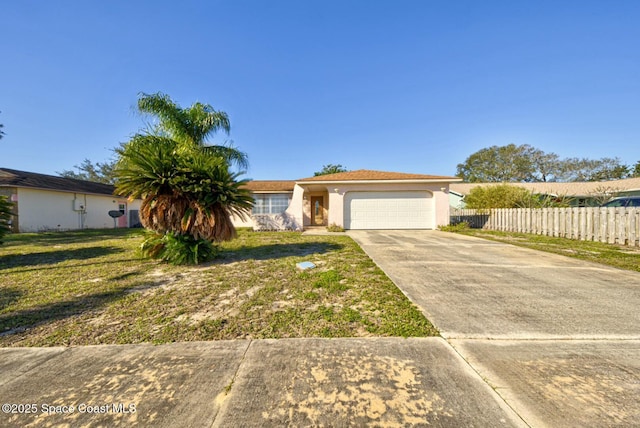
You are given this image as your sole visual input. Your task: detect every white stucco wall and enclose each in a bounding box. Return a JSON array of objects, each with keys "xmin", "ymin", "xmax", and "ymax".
[
  {"xmin": 284, "ymin": 185, "xmax": 306, "ymax": 229},
  {"xmin": 310, "ymin": 182, "xmax": 452, "ymax": 228},
  {"xmin": 16, "ymin": 188, "xmax": 141, "ymax": 232},
  {"xmin": 230, "ymin": 211, "xmax": 254, "ymax": 228}
]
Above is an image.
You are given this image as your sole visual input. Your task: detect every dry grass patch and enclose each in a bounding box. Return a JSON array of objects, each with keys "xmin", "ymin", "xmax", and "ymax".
[{"xmin": 0, "ymin": 229, "xmax": 436, "ymax": 346}]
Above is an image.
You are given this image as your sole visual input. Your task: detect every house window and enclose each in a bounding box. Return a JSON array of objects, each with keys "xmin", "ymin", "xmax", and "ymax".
[{"xmin": 252, "ymin": 194, "xmax": 291, "ymax": 214}]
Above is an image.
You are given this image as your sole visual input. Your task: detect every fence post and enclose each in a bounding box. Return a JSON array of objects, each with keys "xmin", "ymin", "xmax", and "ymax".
[{"xmin": 631, "ymin": 208, "xmax": 639, "ymax": 247}]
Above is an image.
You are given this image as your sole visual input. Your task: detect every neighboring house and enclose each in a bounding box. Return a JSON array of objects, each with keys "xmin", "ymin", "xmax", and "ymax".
[
  {"xmin": 0, "ymin": 168, "xmax": 142, "ymax": 233},
  {"xmin": 237, "ymin": 169, "xmax": 461, "ymax": 231},
  {"xmin": 450, "ymin": 177, "xmax": 640, "ymax": 208}
]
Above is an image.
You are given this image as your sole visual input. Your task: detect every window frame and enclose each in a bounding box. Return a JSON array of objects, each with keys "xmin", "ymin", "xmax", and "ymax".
[{"xmin": 252, "ymin": 193, "xmax": 292, "ymax": 215}]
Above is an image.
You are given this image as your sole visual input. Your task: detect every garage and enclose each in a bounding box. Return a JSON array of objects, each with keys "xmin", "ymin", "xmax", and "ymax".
[{"xmin": 344, "ymin": 191, "xmax": 433, "ymax": 230}]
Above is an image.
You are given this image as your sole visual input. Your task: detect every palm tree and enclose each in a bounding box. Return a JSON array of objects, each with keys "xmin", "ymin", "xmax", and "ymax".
[
  {"xmin": 115, "ymin": 93, "xmax": 253, "ymax": 263},
  {"xmin": 137, "ymin": 92, "xmax": 249, "ymax": 170}
]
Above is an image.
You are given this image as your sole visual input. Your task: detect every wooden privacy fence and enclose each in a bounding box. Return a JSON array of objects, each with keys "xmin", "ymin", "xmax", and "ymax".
[{"xmin": 451, "ymin": 207, "xmax": 640, "ymax": 247}]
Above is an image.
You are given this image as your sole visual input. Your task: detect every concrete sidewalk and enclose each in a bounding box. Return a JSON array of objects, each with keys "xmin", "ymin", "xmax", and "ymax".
[
  {"xmin": 0, "ymin": 339, "xmax": 525, "ymax": 427},
  {"xmin": 349, "ymin": 230, "xmax": 640, "ymax": 427}
]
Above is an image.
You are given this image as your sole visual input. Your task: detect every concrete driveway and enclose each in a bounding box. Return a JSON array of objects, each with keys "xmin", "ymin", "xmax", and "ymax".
[{"xmin": 349, "ymin": 230, "xmax": 640, "ymax": 427}]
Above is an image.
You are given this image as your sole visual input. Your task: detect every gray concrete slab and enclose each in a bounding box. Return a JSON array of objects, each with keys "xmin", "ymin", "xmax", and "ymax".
[
  {"xmin": 0, "ymin": 339, "xmax": 526, "ymax": 428},
  {"xmin": 0, "ymin": 341, "xmax": 249, "ymax": 427},
  {"xmin": 349, "ymin": 230, "xmax": 640, "ymax": 339},
  {"xmin": 349, "ymin": 230, "xmax": 640, "ymax": 427},
  {"xmin": 450, "ymin": 339, "xmax": 640, "ymax": 427},
  {"xmin": 215, "ymin": 338, "xmax": 526, "ymax": 427},
  {"xmin": 0, "ymin": 347, "xmax": 66, "ymax": 386}
]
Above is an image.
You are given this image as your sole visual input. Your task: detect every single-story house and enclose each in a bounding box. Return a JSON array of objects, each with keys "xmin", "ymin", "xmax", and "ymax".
[
  {"xmin": 0, "ymin": 168, "xmax": 142, "ymax": 233},
  {"xmin": 1, "ymin": 167, "xmax": 461, "ymax": 233},
  {"xmin": 236, "ymin": 169, "xmax": 462, "ymax": 231},
  {"xmin": 450, "ymin": 177, "xmax": 640, "ymax": 208}
]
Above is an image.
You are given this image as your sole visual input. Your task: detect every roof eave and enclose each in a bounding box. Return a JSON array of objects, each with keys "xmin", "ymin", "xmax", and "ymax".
[
  {"xmin": 1, "ymin": 183, "xmax": 120, "ymax": 198},
  {"xmin": 247, "ymin": 190, "xmax": 294, "ymax": 194},
  {"xmin": 296, "ymin": 178, "xmax": 463, "ymax": 185}
]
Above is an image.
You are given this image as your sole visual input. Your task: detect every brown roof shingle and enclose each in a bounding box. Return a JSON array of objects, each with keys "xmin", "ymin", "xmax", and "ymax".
[
  {"xmin": 0, "ymin": 168, "xmax": 117, "ymax": 196},
  {"xmin": 298, "ymin": 169, "xmax": 460, "ymax": 182},
  {"xmin": 450, "ymin": 177, "xmax": 640, "ymax": 196}
]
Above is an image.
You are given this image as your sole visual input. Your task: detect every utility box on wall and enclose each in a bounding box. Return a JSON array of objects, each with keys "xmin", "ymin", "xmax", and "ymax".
[{"xmin": 73, "ymin": 199, "xmax": 85, "ymax": 211}]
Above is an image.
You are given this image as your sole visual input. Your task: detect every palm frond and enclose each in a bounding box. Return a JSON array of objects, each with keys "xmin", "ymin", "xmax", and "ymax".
[
  {"xmin": 116, "ymin": 92, "xmax": 254, "ymax": 246},
  {"xmin": 137, "ymin": 92, "xmax": 230, "ymax": 146},
  {"xmin": 202, "ymin": 142, "xmax": 249, "ymax": 170}
]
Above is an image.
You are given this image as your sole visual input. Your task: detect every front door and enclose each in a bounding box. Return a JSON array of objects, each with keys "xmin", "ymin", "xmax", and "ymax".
[
  {"xmin": 310, "ymin": 196, "xmax": 325, "ymax": 226},
  {"xmin": 117, "ymin": 202, "xmax": 127, "ymax": 228}
]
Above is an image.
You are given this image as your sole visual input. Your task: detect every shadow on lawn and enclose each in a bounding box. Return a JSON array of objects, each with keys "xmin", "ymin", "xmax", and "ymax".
[
  {"xmin": 221, "ymin": 242, "xmax": 344, "ymax": 263},
  {"xmin": 0, "ymin": 285, "xmax": 133, "ymax": 337},
  {"xmin": 3, "ymin": 229, "xmax": 142, "ymax": 246},
  {"xmin": 0, "ymin": 246, "xmax": 125, "ymax": 270},
  {"xmin": 0, "ymin": 287, "xmax": 24, "ymax": 311}
]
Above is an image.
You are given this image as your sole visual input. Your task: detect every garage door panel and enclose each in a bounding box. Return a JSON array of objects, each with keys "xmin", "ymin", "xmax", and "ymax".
[{"xmin": 345, "ymin": 191, "xmax": 433, "ymax": 230}]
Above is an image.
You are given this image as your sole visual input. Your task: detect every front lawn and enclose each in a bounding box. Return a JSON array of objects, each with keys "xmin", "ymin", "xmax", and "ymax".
[{"xmin": 0, "ymin": 229, "xmax": 437, "ymax": 346}]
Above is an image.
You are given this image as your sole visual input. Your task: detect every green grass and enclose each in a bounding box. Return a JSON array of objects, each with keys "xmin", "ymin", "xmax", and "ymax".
[
  {"xmin": 0, "ymin": 229, "xmax": 437, "ymax": 346},
  {"xmin": 457, "ymin": 229, "xmax": 640, "ymax": 272}
]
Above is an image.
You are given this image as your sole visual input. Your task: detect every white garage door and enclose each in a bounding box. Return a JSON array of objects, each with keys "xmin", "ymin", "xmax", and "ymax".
[{"xmin": 344, "ymin": 191, "xmax": 433, "ymax": 230}]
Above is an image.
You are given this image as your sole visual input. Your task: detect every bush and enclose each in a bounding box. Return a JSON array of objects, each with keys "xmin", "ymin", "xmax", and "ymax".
[
  {"xmin": 326, "ymin": 223, "xmax": 345, "ymax": 232},
  {"xmin": 0, "ymin": 196, "xmax": 13, "ymax": 245},
  {"xmin": 464, "ymin": 184, "xmax": 570, "ymax": 209},
  {"xmin": 140, "ymin": 231, "xmax": 219, "ymax": 265},
  {"xmin": 438, "ymin": 222, "xmax": 470, "ymax": 232}
]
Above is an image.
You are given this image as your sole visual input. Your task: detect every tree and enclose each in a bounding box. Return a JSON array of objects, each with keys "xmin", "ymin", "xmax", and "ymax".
[
  {"xmin": 137, "ymin": 92, "xmax": 248, "ymax": 170},
  {"xmin": 314, "ymin": 164, "xmax": 348, "ymax": 176},
  {"xmin": 115, "ymin": 93, "xmax": 253, "ymax": 264},
  {"xmin": 556, "ymin": 157, "xmax": 630, "ymax": 181},
  {"xmin": 58, "ymin": 158, "xmax": 117, "ymax": 184},
  {"xmin": 464, "ymin": 184, "xmax": 569, "ymax": 210},
  {"xmin": 0, "ymin": 196, "xmax": 13, "ymax": 245},
  {"xmin": 458, "ymin": 144, "xmax": 635, "ymax": 183},
  {"xmin": 456, "ymin": 144, "xmax": 545, "ymax": 182},
  {"xmin": 631, "ymin": 161, "xmax": 640, "ymax": 178},
  {"xmin": 588, "ymin": 185, "xmax": 622, "ymax": 206}
]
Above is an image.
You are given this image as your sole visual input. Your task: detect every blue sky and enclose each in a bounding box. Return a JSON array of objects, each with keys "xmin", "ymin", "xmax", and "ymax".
[{"xmin": 2, "ymin": 1, "xmax": 639, "ymax": 180}]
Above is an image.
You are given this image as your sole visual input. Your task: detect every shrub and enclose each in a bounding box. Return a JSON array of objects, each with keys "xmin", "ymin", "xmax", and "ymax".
[
  {"xmin": 464, "ymin": 184, "xmax": 570, "ymax": 210},
  {"xmin": 0, "ymin": 196, "xmax": 13, "ymax": 245},
  {"xmin": 140, "ymin": 231, "xmax": 219, "ymax": 265},
  {"xmin": 326, "ymin": 223, "xmax": 345, "ymax": 232},
  {"xmin": 438, "ymin": 222, "xmax": 470, "ymax": 232}
]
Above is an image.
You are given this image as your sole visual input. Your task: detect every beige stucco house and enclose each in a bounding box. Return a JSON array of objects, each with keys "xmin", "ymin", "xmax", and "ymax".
[
  {"xmin": 0, "ymin": 168, "xmax": 141, "ymax": 233},
  {"xmin": 237, "ymin": 170, "xmax": 462, "ymax": 231}
]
